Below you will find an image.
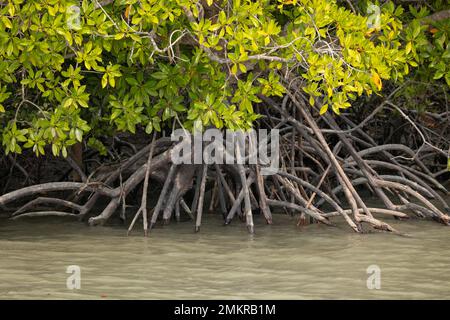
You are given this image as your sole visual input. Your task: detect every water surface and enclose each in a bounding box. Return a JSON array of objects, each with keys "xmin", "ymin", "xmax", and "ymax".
[{"xmin": 0, "ymin": 204, "xmax": 449, "ymax": 299}]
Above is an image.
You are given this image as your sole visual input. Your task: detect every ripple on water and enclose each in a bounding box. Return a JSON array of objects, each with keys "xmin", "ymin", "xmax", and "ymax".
[{"xmin": 0, "ymin": 212, "xmax": 449, "ymax": 299}]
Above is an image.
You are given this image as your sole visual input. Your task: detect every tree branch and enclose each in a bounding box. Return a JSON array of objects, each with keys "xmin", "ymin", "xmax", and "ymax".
[{"xmin": 423, "ymin": 9, "xmax": 450, "ymax": 23}]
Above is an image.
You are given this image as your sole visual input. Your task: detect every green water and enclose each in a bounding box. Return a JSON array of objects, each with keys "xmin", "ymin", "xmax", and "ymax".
[{"xmin": 0, "ymin": 202, "xmax": 449, "ymax": 299}]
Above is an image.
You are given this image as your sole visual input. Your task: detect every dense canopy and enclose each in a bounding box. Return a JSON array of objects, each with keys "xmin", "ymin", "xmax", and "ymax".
[
  {"xmin": 1, "ymin": 0, "xmax": 448, "ymax": 156},
  {"xmin": 0, "ymin": 0, "xmax": 448, "ymax": 235}
]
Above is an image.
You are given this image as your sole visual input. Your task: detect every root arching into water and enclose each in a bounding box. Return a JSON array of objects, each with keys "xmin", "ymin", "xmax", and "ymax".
[{"xmin": 0, "ymin": 93, "xmax": 449, "ymax": 236}]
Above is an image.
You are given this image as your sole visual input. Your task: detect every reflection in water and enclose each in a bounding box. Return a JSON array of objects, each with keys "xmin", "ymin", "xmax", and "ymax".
[{"xmin": 0, "ymin": 205, "xmax": 449, "ymax": 299}]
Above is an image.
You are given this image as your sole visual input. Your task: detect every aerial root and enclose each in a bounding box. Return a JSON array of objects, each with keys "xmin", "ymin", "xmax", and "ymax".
[{"xmin": 1, "ymin": 93, "xmax": 448, "ymax": 235}]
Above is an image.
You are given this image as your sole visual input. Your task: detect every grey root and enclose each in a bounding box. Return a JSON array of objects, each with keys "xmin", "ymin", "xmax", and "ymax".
[{"xmin": 1, "ymin": 93, "xmax": 449, "ymax": 235}]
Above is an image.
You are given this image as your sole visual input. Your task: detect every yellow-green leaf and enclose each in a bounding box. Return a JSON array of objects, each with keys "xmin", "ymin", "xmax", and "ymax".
[
  {"xmin": 109, "ymin": 76, "xmax": 115, "ymax": 87},
  {"xmin": 405, "ymin": 42, "xmax": 412, "ymax": 54},
  {"xmin": 63, "ymin": 98, "xmax": 73, "ymax": 108},
  {"xmin": 114, "ymin": 33, "xmax": 125, "ymax": 40},
  {"xmin": 8, "ymin": 2, "xmax": 15, "ymax": 16},
  {"xmin": 101, "ymin": 75, "xmax": 108, "ymax": 88},
  {"xmin": 2, "ymin": 16, "xmax": 12, "ymax": 29},
  {"xmin": 371, "ymin": 72, "xmax": 382, "ymax": 91},
  {"xmin": 319, "ymin": 104, "xmax": 328, "ymax": 115},
  {"xmin": 231, "ymin": 64, "xmax": 238, "ymax": 75}
]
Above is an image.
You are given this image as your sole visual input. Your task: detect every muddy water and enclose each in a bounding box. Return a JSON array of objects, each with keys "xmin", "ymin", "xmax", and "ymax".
[{"xmin": 0, "ymin": 199, "xmax": 449, "ymax": 299}]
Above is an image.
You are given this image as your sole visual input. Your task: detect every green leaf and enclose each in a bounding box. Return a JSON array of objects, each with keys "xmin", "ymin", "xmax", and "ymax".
[
  {"xmin": 52, "ymin": 144, "xmax": 59, "ymax": 156},
  {"xmin": 433, "ymin": 71, "xmax": 445, "ymax": 80},
  {"xmin": 145, "ymin": 122, "xmax": 153, "ymax": 134},
  {"xmin": 126, "ymin": 77, "xmax": 139, "ymax": 86}
]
